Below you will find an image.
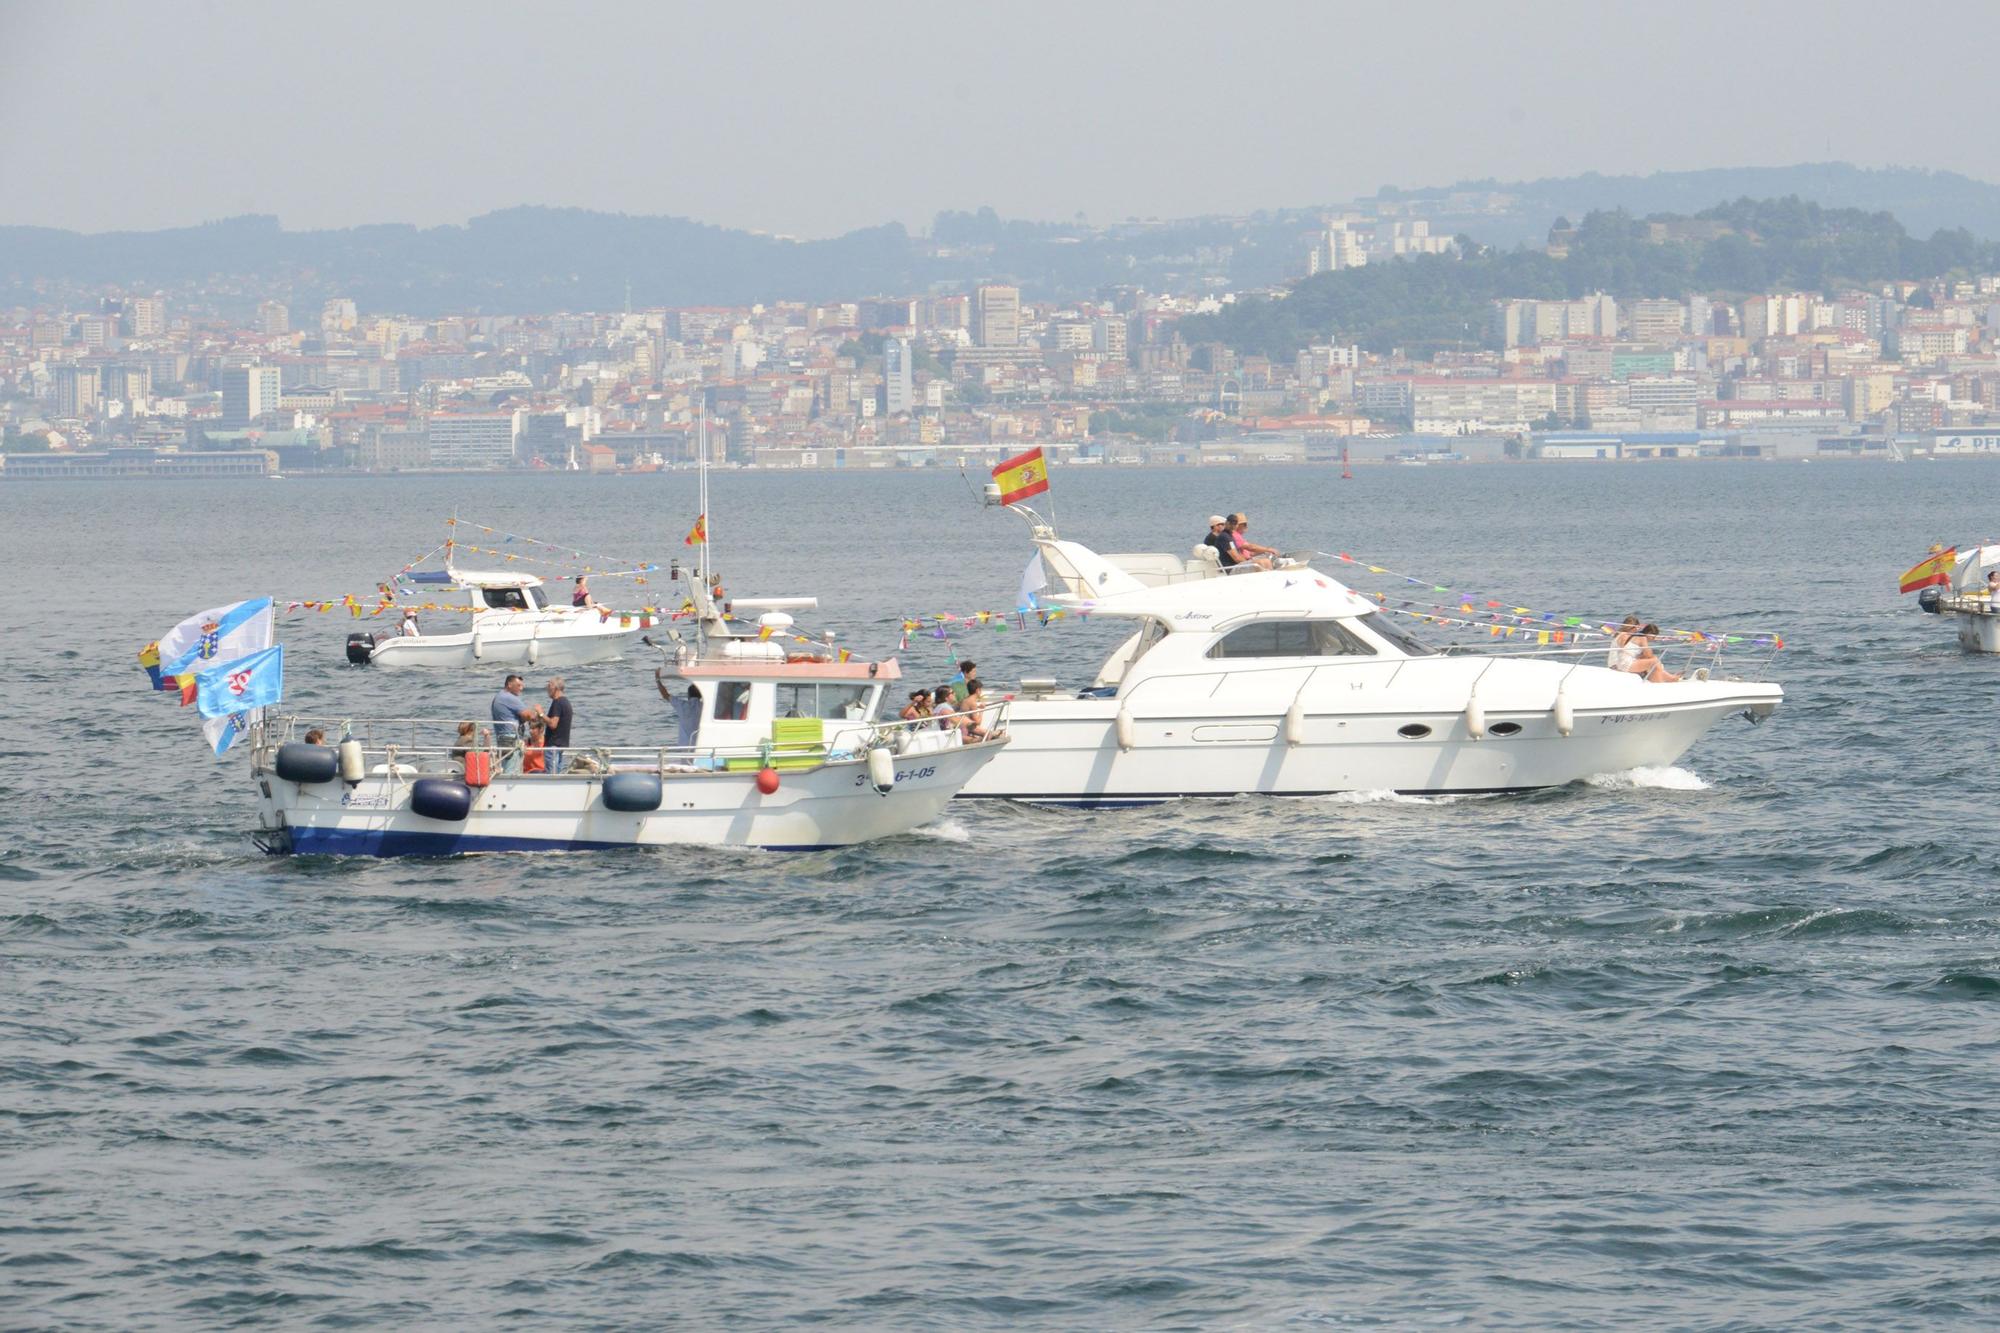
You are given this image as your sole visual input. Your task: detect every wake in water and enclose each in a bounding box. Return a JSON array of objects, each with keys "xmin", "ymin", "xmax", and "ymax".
[{"xmin": 1583, "ymin": 765, "xmax": 1711, "ymax": 791}]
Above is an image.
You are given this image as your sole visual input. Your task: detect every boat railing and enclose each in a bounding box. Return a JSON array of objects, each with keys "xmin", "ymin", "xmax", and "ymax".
[
  {"xmin": 252, "ymin": 704, "xmax": 1009, "ymax": 778},
  {"xmin": 1939, "ymin": 590, "xmax": 2000, "ymax": 616},
  {"xmin": 1434, "ymin": 635, "xmax": 1780, "ymax": 680}
]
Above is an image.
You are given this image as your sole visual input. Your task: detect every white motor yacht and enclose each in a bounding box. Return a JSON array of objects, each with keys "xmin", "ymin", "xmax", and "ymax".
[
  {"xmin": 347, "ymin": 568, "xmax": 653, "ymax": 669},
  {"xmin": 956, "ymin": 520, "xmax": 1782, "ymax": 805}
]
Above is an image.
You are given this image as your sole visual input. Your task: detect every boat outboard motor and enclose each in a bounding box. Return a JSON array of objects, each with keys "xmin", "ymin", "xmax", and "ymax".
[
  {"xmin": 346, "ymin": 632, "xmax": 377, "ymax": 665},
  {"xmin": 1918, "ymin": 587, "xmax": 1944, "ymax": 614}
]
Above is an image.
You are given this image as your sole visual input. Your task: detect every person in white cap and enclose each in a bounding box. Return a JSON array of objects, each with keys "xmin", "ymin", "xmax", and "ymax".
[{"xmin": 1203, "ymin": 514, "xmax": 1240, "ymax": 566}]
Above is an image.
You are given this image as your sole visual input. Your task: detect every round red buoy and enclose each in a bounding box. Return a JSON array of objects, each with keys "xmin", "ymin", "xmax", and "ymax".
[{"xmin": 755, "ymin": 767, "xmax": 780, "ymax": 794}]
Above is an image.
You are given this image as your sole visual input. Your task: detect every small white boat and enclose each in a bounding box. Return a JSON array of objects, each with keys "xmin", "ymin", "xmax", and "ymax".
[
  {"xmin": 955, "ymin": 508, "xmax": 1782, "ymax": 805},
  {"xmin": 348, "ymin": 568, "xmax": 653, "ymax": 669},
  {"xmin": 255, "ymin": 618, "xmax": 1006, "ymax": 855}
]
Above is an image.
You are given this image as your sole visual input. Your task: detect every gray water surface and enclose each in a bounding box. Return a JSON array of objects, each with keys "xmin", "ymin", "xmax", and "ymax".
[{"xmin": 4, "ymin": 463, "xmax": 1998, "ymax": 1327}]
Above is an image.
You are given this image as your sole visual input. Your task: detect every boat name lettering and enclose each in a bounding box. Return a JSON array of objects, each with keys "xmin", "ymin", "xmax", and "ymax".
[
  {"xmin": 1174, "ymin": 611, "xmax": 1214, "ymax": 621},
  {"xmin": 340, "ymin": 793, "xmax": 392, "ymax": 809},
  {"xmin": 854, "ymin": 765, "xmax": 937, "ymax": 787},
  {"xmin": 1599, "ymin": 712, "xmax": 1667, "ymax": 725}
]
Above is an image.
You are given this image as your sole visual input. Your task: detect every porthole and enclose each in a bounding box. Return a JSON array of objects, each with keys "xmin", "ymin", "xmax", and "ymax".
[
  {"xmin": 1488, "ymin": 721, "xmax": 1523, "ymax": 737},
  {"xmin": 1396, "ymin": 723, "xmax": 1431, "ymax": 739}
]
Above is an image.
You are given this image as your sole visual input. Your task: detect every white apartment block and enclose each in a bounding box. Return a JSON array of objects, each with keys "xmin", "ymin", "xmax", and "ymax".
[
  {"xmin": 1412, "ymin": 379, "xmax": 1557, "ymax": 433},
  {"xmin": 426, "ymin": 411, "xmax": 520, "ymax": 468}
]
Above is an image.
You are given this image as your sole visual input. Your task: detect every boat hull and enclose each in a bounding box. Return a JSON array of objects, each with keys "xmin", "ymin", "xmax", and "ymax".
[
  {"xmin": 364, "ymin": 622, "xmax": 647, "ymax": 669},
  {"xmin": 1955, "ymin": 612, "xmax": 2000, "ymax": 653},
  {"xmin": 253, "ymin": 743, "xmax": 1000, "ymax": 855},
  {"xmin": 960, "ymin": 678, "xmax": 1781, "ymax": 805}
]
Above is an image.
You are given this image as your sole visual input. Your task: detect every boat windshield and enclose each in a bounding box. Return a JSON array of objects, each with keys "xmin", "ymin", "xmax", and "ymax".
[
  {"xmin": 479, "ymin": 586, "xmax": 536, "ymax": 611},
  {"xmin": 1207, "ymin": 620, "xmax": 1378, "ymax": 659},
  {"xmin": 1355, "ymin": 612, "xmax": 1435, "ymax": 657},
  {"xmin": 775, "ymin": 682, "xmax": 874, "ymax": 720}
]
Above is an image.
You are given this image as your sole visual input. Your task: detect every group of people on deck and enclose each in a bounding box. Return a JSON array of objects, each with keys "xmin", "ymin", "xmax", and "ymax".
[
  {"xmin": 899, "ymin": 660, "xmax": 995, "ymax": 741},
  {"xmin": 1607, "ymin": 615, "xmax": 1706, "ymax": 684},
  {"xmin": 1203, "ymin": 513, "xmax": 1279, "ymax": 571},
  {"xmin": 485, "ymin": 673, "xmax": 576, "ymax": 772}
]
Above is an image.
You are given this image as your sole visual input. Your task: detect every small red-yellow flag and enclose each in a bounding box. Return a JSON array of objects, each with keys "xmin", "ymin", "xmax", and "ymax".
[
  {"xmin": 684, "ymin": 514, "xmax": 707, "ymax": 546},
  {"xmin": 991, "ymin": 447, "xmax": 1050, "ymax": 506},
  {"xmin": 1899, "ymin": 546, "xmax": 1955, "ymax": 593}
]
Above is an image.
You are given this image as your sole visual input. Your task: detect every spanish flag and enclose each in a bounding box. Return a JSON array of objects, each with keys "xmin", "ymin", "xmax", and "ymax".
[
  {"xmin": 684, "ymin": 514, "xmax": 707, "ymax": 547},
  {"xmin": 992, "ymin": 447, "xmax": 1050, "ymax": 507},
  {"xmin": 1899, "ymin": 546, "xmax": 1955, "ymax": 593}
]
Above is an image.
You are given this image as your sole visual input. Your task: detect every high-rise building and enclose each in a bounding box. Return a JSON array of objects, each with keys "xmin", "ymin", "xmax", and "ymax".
[
  {"xmin": 104, "ymin": 363, "xmax": 152, "ymax": 404},
  {"xmin": 77, "ymin": 315, "xmax": 114, "ymax": 350},
  {"xmin": 221, "ymin": 365, "xmax": 282, "ymax": 427},
  {"xmin": 1092, "ymin": 316, "xmax": 1128, "ymax": 359},
  {"xmin": 320, "ymin": 298, "xmax": 357, "ymax": 334},
  {"xmin": 257, "ymin": 301, "xmax": 290, "ymax": 335},
  {"xmin": 974, "ymin": 285, "xmax": 1020, "ymax": 348},
  {"xmin": 425, "ymin": 411, "xmax": 520, "ymax": 468},
  {"xmin": 883, "ymin": 337, "xmax": 914, "ymax": 414},
  {"xmin": 128, "ymin": 295, "xmax": 165, "ymax": 337},
  {"xmin": 1627, "ymin": 300, "xmax": 1687, "ymax": 344},
  {"xmin": 53, "ymin": 364, "xmax": 101, "ymax": 418}
]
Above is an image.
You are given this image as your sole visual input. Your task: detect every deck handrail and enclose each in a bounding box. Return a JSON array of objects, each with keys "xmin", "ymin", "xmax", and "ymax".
[{"xmin": 254, "ymin": 702, "xmax": 1009, "ymax": 771}]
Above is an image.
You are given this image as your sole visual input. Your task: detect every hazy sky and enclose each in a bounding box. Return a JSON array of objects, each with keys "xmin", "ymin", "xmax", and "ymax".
[{"xmin": 4, "ymin": 0, "xmax": 1997, "ymax": 237}]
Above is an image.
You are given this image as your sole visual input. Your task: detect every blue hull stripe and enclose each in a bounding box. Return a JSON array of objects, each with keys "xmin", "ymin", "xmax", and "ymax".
[
  {"xmin": 956, "ymin": 785, "xmax": 1536, "ymax": 809},
  {"xmin": 277, "ymin": 827, "xmax": 837, "ymax": 857}
]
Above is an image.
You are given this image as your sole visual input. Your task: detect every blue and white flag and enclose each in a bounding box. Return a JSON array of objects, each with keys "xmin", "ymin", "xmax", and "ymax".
[
  {"xmin": 158, "ymin": 597, "xmax": 275, "ymax": 678},
  {"xmin": 195, "ymin": 644, "xmax": 285, "ymax": 719},
  {"xmin": 201, "ymin": 709, "xmax": 257, "ymax": 758}
]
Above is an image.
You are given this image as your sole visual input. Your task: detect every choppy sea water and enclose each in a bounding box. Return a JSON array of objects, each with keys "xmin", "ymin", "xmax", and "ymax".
[{"xmin": 5, "ymin": 461, "xmax": 2000, "ymax": 1328}]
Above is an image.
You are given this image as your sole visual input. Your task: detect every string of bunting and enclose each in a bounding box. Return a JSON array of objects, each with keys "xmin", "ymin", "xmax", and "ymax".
[
  {"xmin": 424, "ymin": 545, "xmax": 662, "ymax": 581},
  {"xmin": 893, "ymin": 607, "xmax": 1084, "ymax": 650},
  {"xmin": 274, "ymin": 592, "xmax": 859, "ymax": 662},
  {"xmin": 1319, "ymin": 551, "xmax": 1784, "ymax": 649},
  {"xmin": 441, "ymin": 517, "xmax": 654, "ymax": 571}
]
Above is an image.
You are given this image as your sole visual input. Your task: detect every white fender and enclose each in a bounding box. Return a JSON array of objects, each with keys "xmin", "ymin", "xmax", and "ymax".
[
  {"xmin": 1464, "ymin": 693, "xmax": 1486, "ymax": 741},
  {"xmin": 471, "ymin": 629, "xmax": 485, "ymax": 661},
  {"xmin": 1115, "ymin": 704, "xmax": 1135, "ymax": 752},
  {"xmin": 866, "ymin": 747, "xmax": 895, "ymax": 794},
  {"xmin": 527, "ymin": 635, "xmax": 541, "ymax": 666},
  {"xmin": 1552, "ymin": 689, "xmax": 1574, "ymax": 737},
  {"xmin": 337, "ymin": 738, "xmax": 366, "ymax": 784},
  {"xmin": 1284, "ymin": 699, "xmax": 1306, "ymax": 746}
]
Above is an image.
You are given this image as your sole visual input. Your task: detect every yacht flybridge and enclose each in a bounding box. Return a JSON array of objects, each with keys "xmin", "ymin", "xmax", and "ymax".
[{"xmin": 957, "ymin": 507, "xmax": 1782, "ymax": 805}]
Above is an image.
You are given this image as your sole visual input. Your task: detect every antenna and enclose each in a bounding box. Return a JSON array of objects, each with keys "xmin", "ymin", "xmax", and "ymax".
[{"xmin": 697, "ymin": 399, "xmax": 710, "ymax": 588}]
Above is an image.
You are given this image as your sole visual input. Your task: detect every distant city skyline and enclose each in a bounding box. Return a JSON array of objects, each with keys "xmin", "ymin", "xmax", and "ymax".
[{"xmin": 6, "ymin": 0, "xmax": 2000, "ymax": 238}]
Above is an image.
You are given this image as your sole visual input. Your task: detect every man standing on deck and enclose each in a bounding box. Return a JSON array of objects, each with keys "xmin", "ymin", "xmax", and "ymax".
[
  {"xmin": 491, "ymin": 673, "xmax": 529, "ymax": 772},
  {"xmin": 543, "ymin": 677, "xmax": 574, "ymax": 773}
]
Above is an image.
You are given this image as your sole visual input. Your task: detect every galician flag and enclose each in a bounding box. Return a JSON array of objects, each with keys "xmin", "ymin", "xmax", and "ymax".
[
  {"xmin": 201, "ymin": 710, "xmax": 258, "ymax": 758},
  {"xmin": 147, "ymin": 597, "xmax": 275, "ymax": 704},
  {"xmin": 1898, "ymin": 547, "xmax": 1956, "ymax": 594},
  {"xmin": 992, "ymin": 447, "xmax": 1050, "ymax": 507},
  {"xmin": 196, "ymin": 644, "xmax": 285, "ymax": 719}
]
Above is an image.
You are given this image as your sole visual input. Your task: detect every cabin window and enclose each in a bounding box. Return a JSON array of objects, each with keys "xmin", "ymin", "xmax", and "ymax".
[
  {"xmin": 774, "ymin": 683, "xmax": 873, "ymax": 720},
  {"xmin": 713, "ymin": 681, "xmax": 753, "ymax": 720},
  {"xmin": 1354, "ymin": 613, "xmax": 1435, "ymax": 657},
  {"xmin": 482, "ymin": 587, "xmax": 531, "ymax": 611},
  {"xmin": 1206, "ymin": 619, "xmax": 1378, "ymax": 659}
]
